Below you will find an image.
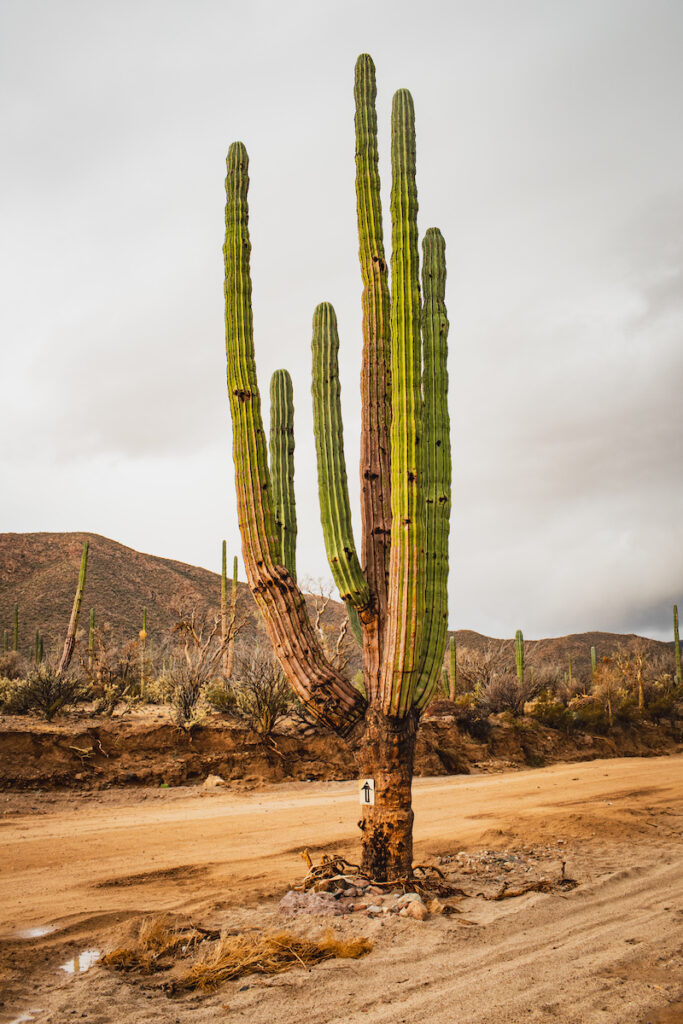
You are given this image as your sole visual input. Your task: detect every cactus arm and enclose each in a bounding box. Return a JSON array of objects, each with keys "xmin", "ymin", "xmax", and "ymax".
[
  {"xmin": 269, "ymin": 369, "xmax": 298, "ymax": 580},
  {"xmin": 413, "ymin": 228, "xmax": 451, "ymax": 711},
  {"xmin": 57, "ymin": 540, "xmax": 89, "ymax": 674},
  {"xmin": 224, "ymin": 142, "xmax": 366, "ymax": 734},
  {"xmin": 311, "ymin": 302, "xmax": 371, "ymax": 617},
  {"xmin": 354, "ymin": 54, "xmax": 392, "ymax": 623},
  {"xmin": 674, "ymin": 605, "xmax": 681, "ymax": 684},
  {"xmin": 381, "ymin": 88, "xmax": 424, "ymax": 717}
]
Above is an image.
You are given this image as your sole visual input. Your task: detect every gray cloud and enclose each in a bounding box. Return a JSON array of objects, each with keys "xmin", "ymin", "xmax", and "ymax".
[{"xmin": 1, "ymin": 0, "xmax": 682, "ymax": 641}]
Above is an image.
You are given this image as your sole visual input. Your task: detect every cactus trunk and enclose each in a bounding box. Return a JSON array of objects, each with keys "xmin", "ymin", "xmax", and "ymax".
[
  {"xmin": 591, "ymin": 645, "xmax": 597, "ymax": 678},
  {"xmin": 223, "ymin": 55, "xmax": 449, "ymax": 880},
  {"xmin": 270, "ymin": 370, "xmax": 298, "ymax": 580},
  {"xmin": 57, "ymin": 541, "xmax": 89, "ymax": 674},
  {"xmin": 674, "ymin": 605, "xmax": 681, "ymax": 684},
  {"xmin": 13, "ymin": 604, "xmax": 18, "ymax": 652}
]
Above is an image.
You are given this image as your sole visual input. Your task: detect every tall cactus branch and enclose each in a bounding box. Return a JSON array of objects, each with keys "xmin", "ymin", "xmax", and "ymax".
[
  {"xmin": 269, "ymin": 369, "xmax": 298, "ymax": 580},
  {"xmin": 414, "ymin": 228, "xmax": 451, "ymax": 710},
  {"xmin": 223, "ymin": 142, "xmax": 366, "ymax": 735},
  {"xmin": 312, "ymin": 302, "xmax": 370, "ymax": 617},
  {"xmin": 381, "ymin": 88, "xmax": 424, "ymax": 717},
  {"xmin": 354, "ymin": 54, "xmax": 392, "ymax": 628},
  {"xmin": 57, "ymin": 541, "xmax": 89, "ymax": 674}
]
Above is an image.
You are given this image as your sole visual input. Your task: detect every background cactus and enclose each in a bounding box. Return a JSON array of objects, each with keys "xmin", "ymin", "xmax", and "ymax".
[
  {"xmin": 13, "ymin": 603, "xmax": 18, "ymax": 652},
  {"xmin": 448, "ymin": 635, "xmax": 457, "ymax": 701},
  {"xmin": 515, "ymin": 629, "xmax": 524, "ymax": 686},
  {"xmin": 139, "ymin": 607, "xmax": 147, "ymax": 694},
  {"xmin": 57, "ymin": 541, "xmax": 89, "ymax": 674},
  {"xmin": 221, "ymin": 544, "xmax": 239, "ymax": 679},
  {"xmin": 674, "ymin": 605, "xmax": 681, "ymax": 684},
  {"xmin": 591, "ymin": 645, "xmax": 597, "ymax": 677},
  {"xmin": 223, "ymin": 54, "xmax": 450, "ymax": 879}
]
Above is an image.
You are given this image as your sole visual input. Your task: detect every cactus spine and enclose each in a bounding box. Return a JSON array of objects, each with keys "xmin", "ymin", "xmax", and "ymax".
[
  {"xmin": 515, "ymin": 629, "xmax": 524, "ymax": 686},
  {"xmin": 223, "ymin": 55, "xmax": 450, "ymax": 879},
  {"xmin": 57, "ymin": 541, "xmax": 89, "ymax": 674},
  {"xmin": 674, "ymin": 605, "xmax": 681, "ymax": 684},
  {"xmin": 13, "ymin": 604, "xmax": 18, "ymax": 652}
]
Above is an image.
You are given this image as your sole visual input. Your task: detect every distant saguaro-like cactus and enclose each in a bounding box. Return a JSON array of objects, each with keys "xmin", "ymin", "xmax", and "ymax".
[
  {"xmin": 57, "ymin": 541, "xmax": 89, "ymax": 674},
  {"xmin": 13, "ymin": 604, "xmax": 18, "ymax": 652},
  {"xmin": 674, "ymin": 605, "xmax": 681, "ymax": 684},
  {"xmin": 590, "ymin": 645, "xmax": 597, "ymax": 678},
  {"xmin": 515, "ymin": 629, "xmax": 524, "ymax": 686},
  {"xmin": 223, "ymin": 55, "xmax": 450, "ymax": 879}
]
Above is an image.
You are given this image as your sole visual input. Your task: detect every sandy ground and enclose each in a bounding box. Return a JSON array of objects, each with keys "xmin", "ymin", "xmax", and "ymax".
[{"xmin": 0, "ymin": 754, "xmax": 682, "ymax": 1023}]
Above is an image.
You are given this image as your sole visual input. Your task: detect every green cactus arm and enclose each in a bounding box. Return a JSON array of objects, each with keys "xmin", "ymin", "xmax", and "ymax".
[
  {"xmin": 354, "ymin": 54, "xmax": 392, "ymax": 620},
  {"xmin": 380, "ymin": 88, "xmax": 425, "ymax": 717},
  {"xmin": 269, "ymin": 369, "xmax": 298, "ymax": 580},
  {"xmin": 674, "ymin": 605, "xmax": 681, "ymax": 683},
  {"xmin": 311, "ymin": 301, "xmax": 370, "ymax": 616},
  {"xmin": 57, "ymin": 540, "xmax": 89, "ymax": 674},
  {"xmin": 224, "ymin": 142, "xmax": 366, "ymax": 734},
  {"xmin": 413, "ymin": 228, "xmax": 451, "ymax": 711}
]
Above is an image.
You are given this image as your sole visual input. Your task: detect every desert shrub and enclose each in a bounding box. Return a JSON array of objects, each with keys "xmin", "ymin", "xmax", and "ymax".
[
  {"xmin": 477, "ymin": 675, "xmax": 525, "ymax": 716},
  {"xmin": 9, "ymin": 664, "xmax": 88, "ymax": 721},
  {"xmin": 0, "ymin": 676, "xmax": 32, "ymax": 714},
  {"xmin": 527, "ymin": 690, "xmax": 573, "ymax": 733},
  {"xmin": 452, "ymin": 693, "xmax": 491, "ymax": 741},
  {"xmin": 205, "ymin": 681, "xmax": 238, "ymax": 714},
  {"xmin": 0, "ymin": 651, "xmax": 27, "ymax": 681},
  {"xmin": 568, "ymin": 694, "xmax": 610, "ymax": 734},
  {"xmin": 234, "ymin": 648, "xmax": 294, "ymax": 735}
]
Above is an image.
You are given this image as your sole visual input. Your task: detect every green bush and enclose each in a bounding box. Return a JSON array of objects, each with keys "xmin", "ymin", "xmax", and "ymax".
[{"xmin": 568, "ymin": 694, "xmax": 610, "ymax": 734}]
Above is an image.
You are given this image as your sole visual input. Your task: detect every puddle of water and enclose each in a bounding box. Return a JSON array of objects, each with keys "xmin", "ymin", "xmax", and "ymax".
[
  {"xmin": 7, "ymin": 1011, "xmax": 44, "ymax": 1024},
  {"xmin": 59, "ymin": 949, "xmax": 101, "ymax": 974},
  {"xmin": 13, "ymin": 925, "xmax": 55, "ymax": 940}
]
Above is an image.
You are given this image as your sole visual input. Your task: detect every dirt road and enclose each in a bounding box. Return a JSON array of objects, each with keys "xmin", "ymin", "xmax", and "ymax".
[{"xmin": 1, "ymin": 754, "xmax": 682, "ymax": 1023}]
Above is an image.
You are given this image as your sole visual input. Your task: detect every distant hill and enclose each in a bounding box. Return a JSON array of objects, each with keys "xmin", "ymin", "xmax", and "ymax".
[{"xmin": 0, "ymin": 532, "xmax": 673, "ymax": 680}]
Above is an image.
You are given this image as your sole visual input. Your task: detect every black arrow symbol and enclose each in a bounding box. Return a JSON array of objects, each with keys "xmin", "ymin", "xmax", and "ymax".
[{"xmin": 362, "ymin": 781, "xmax": 372, "ymax": 802}]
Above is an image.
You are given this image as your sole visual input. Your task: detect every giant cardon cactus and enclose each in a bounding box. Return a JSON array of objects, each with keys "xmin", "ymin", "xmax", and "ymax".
[{"xmin": 223, "ymin": 54, "xmax": 450, "ymax": 880}]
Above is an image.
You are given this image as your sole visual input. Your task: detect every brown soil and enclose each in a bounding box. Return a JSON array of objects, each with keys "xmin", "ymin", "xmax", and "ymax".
[
  {"xmin": 0, "ymin": 706, "xmax": 679, "ymax": 790},
  {"xmin": 0, "ymin": 755, "xmax": 682, "ymax": 1023}
]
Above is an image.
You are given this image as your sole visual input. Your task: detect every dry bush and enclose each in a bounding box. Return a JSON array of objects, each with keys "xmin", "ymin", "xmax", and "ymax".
[
  {"xmin": 166, "ymin": 608, "xmax": 232, "ymax": 729},
  {"xmin": 234, "ymin": 647, "xmax": 294, "ymax": 734},
  {"xmin": 6, "ymin": 663, "xmax": 88, "ymax": 721},
  {"xmin": 0, "ymin": 651, "xmax": 27, "ymax": 681},
  {"xmin": 454, "ymin": 641, "xmax": 509, "ymax": 693},
  {"xmin": 172, "ymin": 929, "xmax": 372, "ymax": 993},
  {"xmin": 476, "ymin": 672, "xmax": 544, "ymax": 717},
  {"xmin": 102, "ymin": 915, "xmax": 204, "ymax": 973}
]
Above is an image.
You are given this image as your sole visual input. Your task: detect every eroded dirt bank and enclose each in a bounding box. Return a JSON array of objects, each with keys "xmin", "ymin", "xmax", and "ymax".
[
  {"xmin": 0, "ymin": 708, "xmax": 679, "ymax": 789},
  {"xmin": 0, "ymin": 755, "xmax": 682, "ymax": 1023}
]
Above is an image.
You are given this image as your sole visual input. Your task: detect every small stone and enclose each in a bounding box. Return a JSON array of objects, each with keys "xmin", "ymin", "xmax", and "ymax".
[
  {"xmin": 366, "ymin": 904, "xmax": 384, "ymax": 915},
  {"xmin": 396, "ymin": 892, "xmax": 424, "ymax": 906},
  {"xmin": 203, "ymin": 774, "xmax": 227, "ymax": 789}
]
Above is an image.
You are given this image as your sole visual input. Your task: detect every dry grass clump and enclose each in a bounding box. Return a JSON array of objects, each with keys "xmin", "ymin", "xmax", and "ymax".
[
  {"xmin": 102, "ymin": 915, "xmax": 205, "ymax": 973},
  {"xmin": 171, "ymin": 929, "xmax": 372, "ymax": 993}
]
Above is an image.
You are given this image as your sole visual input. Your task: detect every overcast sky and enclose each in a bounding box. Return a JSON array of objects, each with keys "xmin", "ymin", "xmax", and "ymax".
[{"xmin": 1, "ymin": 0, "xmax": 681, "ymax": 641}]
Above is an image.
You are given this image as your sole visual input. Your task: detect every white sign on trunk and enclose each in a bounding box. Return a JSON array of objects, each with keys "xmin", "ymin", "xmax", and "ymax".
[{"xmin": 359, "ymin": 779, "xmax": 375, "ymax": 806}]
